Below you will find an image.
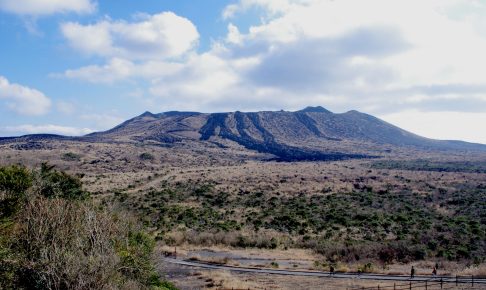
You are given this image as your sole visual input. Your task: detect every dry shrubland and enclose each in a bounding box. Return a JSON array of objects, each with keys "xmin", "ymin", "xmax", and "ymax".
[
  {"xmin": 1, "ymin": 139, "xmax": 486, "ymax": 289},
  {"xmin": 0, "ymin": 164, "xmax": 178, "ymax": 290}
]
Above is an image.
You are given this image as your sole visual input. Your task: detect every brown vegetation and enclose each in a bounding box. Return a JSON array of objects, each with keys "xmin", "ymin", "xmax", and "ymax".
[{"xmin": 0, "ymin": 164, "xmax": 177, "ymax": 290}]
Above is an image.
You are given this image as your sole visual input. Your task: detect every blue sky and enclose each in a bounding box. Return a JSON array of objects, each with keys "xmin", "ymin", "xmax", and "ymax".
[{"xmin": 1, "ymin": 0, "xmax": 486, "ymax": 144}]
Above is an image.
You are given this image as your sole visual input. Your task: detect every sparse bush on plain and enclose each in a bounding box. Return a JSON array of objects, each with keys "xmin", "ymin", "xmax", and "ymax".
[
  {"xmin": 126, "ymin": 177, "xmax": 486, "ymax": 264},
  {"xmin": 139, "ymin": 153, "xmax": 155, "ymax": 161},
  {"xmin": 62, "ymin": 152, "xmax": 81, "ymax": 162}
]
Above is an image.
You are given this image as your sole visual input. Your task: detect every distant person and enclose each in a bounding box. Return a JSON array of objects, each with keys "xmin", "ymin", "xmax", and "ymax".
[
  {"xmin": 330, "ymin": 265, "xmax": 335, "ymax": 275},
  {"xmin": 411, "ymin": 266, "xmax": 415, "ymax": 278},
  {"xmin": 435, "ymin": 262, "xmax": 439, "ymax": 270},
  {"xmin": 432, "ymin": 266, "xmax": 437, "ymax": 276}
]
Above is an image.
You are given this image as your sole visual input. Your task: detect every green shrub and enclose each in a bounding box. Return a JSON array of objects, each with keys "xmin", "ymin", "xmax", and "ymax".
[
  {"xmin": 0, "ymin": 165, "xmax": 32, "ymax": 218},
  {"xmin": 117, "ymin": 231, "xmax": 156, "ymax": 283},
  {"xmin": 140, "ymin": 153, "xmax": 155, "ymax": 161},
  {"xmin": 62, "ymin": 152, "xmax": 81, "ymax": 162},
  {"xmin": 34, "ymin": 163, "xmax": 88, "ymax": 200}
]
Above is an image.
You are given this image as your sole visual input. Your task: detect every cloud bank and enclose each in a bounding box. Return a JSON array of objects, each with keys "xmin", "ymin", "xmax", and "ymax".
[
  {"xmin": 0, "ymin": 76, "xmax": 51, "ymax": 116},
  {"xmin": 1, "ymin": 124, "xmax": 93, "ymax": 136},
  {"xmin": 57, "ymin": 1, "xmax": 486, "ymax": 116}
]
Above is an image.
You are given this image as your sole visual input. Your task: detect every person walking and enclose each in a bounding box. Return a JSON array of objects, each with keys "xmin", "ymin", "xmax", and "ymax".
[
  {"xmin": 432, "ymin": 266, "xmax": 437, "ymax": 276},
  {"xmin": 411, "ymin": 266, "xmax": 415, "ymax": 279}
]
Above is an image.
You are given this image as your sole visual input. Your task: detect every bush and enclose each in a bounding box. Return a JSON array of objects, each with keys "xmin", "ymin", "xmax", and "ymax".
[
  {"xmin": 0, "ymin": 164, "xmax": 175, "ymax": 290},
  {"xmin": 62, "ymin": 152, "xmax": 81, "ymax": 162},
  {"xmin": 34, "ymin": 163, "xmax": 88, "ymax": 200},
  {"xmin": 0, "ymin": 165, "xmax": 32, "ymax": 218},
  {"xmin": 358, "ymin": 262, "xmax": 374, "ymax": 273},
  {"xmin": 140, "ymin": 153, "xmax": 155, "ymax": 161},
  {"xmin": 14, "ymin": 197, "xmax": 122, "ymax": 289}
]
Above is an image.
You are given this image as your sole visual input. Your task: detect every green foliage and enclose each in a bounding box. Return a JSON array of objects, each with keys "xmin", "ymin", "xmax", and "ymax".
[
  {"xmin": 117, "ymin": 231, "xmax": 156, "ymax": 283},
  {"xmin": 0, "ymin": 165, "xmax": 32, "ymax": 218},
  {"xmin": 0, "ymin": 165, "xmax": 32, "ymax": 196},
  {"xmin": 130, "ymin": 178, "xmax": 485, "ymax": 263},
  {"xmin": 156, "ymin": 204, "xmax": 240, "ymax": 232},
  {"xmin": 151, "ymin": 279, "xmax": 179, "ymax": 290},
  {"xmin": 35, "ymin": 163, "xmax": 88, "ymax": 200}
]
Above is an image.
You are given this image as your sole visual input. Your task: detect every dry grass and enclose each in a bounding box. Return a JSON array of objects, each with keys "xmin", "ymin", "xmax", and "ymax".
[
  {"xmin": 188, "ymin": 254, "xmax": 230, "ymax": 265},
  {"xmin": 459, "ymin": 264, "xmax": 486, "ymax": 277},
  {"xmin": 3, "ymin": 139, "xmax": 486, "ymax": 288}
]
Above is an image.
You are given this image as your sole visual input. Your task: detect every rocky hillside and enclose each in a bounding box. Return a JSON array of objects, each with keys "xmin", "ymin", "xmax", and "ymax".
[{"xmin": 2, "ymin": 107, "xmax": 485, "ymax": 161}]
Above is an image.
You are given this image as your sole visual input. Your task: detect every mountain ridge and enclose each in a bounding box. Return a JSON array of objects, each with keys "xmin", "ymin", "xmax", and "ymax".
[{"xmin": 2, "ymin": 107, "xmax": 486, "ymax": 161}]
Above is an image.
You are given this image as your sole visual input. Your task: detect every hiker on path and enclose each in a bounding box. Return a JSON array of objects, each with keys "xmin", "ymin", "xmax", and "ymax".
[
  {"xmin": 432, "ymin": 266, "xmax": 437, "ymax": 276},
  {"xmin": 411, "ymin": 266, "xmax": 415, "ymax": 278}
]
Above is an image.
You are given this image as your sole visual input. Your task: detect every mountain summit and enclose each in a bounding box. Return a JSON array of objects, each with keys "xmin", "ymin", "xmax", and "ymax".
[{"xmin": 298, "ymin": 106, "xmax": 332, "ymax": 113}]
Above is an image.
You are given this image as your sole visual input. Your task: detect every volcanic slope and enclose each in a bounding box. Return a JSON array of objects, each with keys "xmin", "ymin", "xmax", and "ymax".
[{"xmin": 76, "ymin": 106, "xmax": 485, "ymax": 161}]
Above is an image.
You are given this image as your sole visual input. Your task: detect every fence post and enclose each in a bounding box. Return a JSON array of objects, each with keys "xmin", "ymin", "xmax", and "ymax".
[
  {"xmin": 425, "ymin": 280, "xmax": 427, "ymax": 290},
  {"xmin": 393, "ymin": 283, "xmax": 396, "ymax": 290},
  {"xmin": 440, "ymin": 277, "xmax": 443, "ymax": 289},
  {"xmin": 472, "ymin": 275, "xmax": 474, "ymax": 286},
  {"xmin": 409, "ymin": 281, "xmax": 411, "ymax": 290},
  {"xmin": 456, "ymin": 275, "xmax": 458, "ymax": 286}
]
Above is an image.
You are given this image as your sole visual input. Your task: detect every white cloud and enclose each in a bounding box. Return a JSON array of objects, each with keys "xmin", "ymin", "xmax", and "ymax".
[
  {"xmin": 0, "ymin": 76, "xmax": 51, "ymax": 116},
  {"xmin": 226, "ymin": 23, "xmax": 243, "ymax": 44},
  {"xmin": 215, "ymin": 0, "xmax": 486, "ymax": 113},
  {"xmin": 2, "ymin": 124, "xmax": 93, "ymax": 136},
  {"xmin": 0, "ymin": 0, "xmax": 95, "ymax": 16},
  {"xmin": 150, "ymin": 52, "xmax": 239, "ymax": 99},
  {"xmin": 57, "ymin": 1, "xmax": 486, "ymax": 144},
  {"xmin": 380, "ymin": 110, "xmax": 486, "ymax": 145},
  {"xmin": 222, "ymin": 0, "xmax": 312, "ymax": 20},
  {"xmin": 61, "ymin": 12, "xmax": 199, "ymax": 60},
  {"xmin": 58, "ymin": 57, "xmax": 183, "ymax": 84}
]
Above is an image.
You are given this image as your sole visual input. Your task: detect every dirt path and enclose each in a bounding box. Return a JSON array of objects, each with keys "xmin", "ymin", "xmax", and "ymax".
[{"xmin": 162, "ymin": 257, "xmax": 486, "ymax": 286}]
